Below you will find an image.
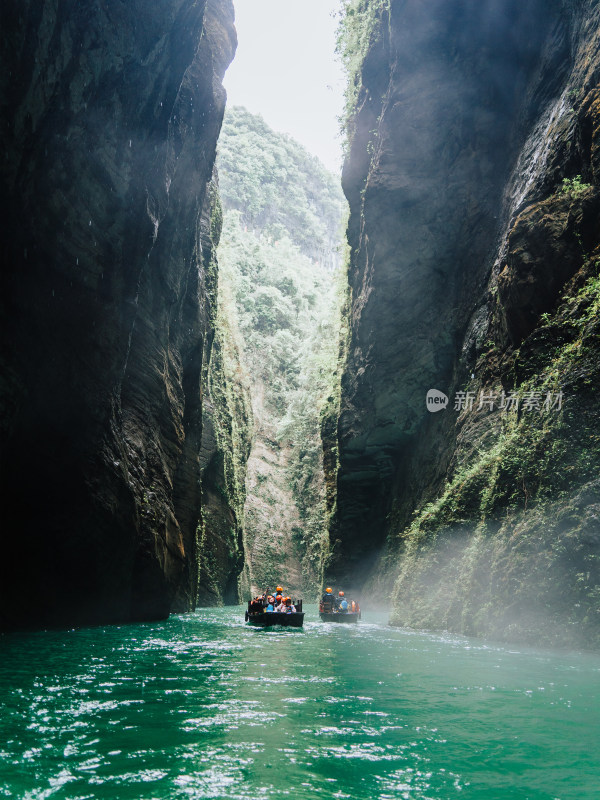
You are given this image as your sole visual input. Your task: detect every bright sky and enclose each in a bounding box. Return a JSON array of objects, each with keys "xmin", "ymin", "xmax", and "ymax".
[{"xmin": 224, "ymin": 0, "xmax": 346, "ymax": 173}]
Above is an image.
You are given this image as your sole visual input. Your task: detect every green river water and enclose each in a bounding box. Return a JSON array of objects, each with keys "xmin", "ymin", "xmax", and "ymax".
[{"xmin": 1, "ymin": 607, "xmax": 599, "ymax": 800}]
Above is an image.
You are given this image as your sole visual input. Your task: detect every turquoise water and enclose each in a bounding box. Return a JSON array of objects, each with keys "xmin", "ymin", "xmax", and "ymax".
[{"xmin": 1, "ymin": 607, "xmax": 599, "ymax": 799}]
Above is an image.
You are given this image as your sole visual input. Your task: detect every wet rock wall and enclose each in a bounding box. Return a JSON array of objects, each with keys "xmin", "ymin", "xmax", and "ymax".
[
  {"xmin": 0, "ymin": 0, "xmax": 239, "ymax": 628},
  {"xmin": 328, "ymin": 0, "xmax": 600, "ymax": 646}
]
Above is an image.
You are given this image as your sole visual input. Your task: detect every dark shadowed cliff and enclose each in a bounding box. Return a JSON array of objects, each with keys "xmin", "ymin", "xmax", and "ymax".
[
  {"xmin": 326, "ymin": 0, "xmax": 600, "ymax": 647},
  {"xmin": 0, "ymin": 0, "xmax": 245, "ymax": 628}
]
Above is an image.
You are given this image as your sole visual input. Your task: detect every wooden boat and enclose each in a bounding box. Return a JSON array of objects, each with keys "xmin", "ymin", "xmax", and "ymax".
[
  {"xmin": 319, "ymin": 610, "xmax": 360, "ymax": 623},
  {"xmin": 245, "ymin": 598, "xmax": 304, "ymax": 627}
]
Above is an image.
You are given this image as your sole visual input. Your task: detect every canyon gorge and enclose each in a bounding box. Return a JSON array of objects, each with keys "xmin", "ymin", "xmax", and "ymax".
[{"xmin": 1, "ymin": 0, "xmax": 599, "ymax": 650}]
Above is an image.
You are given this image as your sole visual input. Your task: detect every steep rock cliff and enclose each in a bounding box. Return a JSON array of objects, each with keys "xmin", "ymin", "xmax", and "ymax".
[
  {"xmin": 328, "ymin": 0, "xmax": 600, "ymax": 646},
  {"xmin": 0, "ymin": 0, "xmax": 239, "ymax": 628},
  {"xmin": 195, "ymin": 193, "xmax": 253, "ymax": 607}
]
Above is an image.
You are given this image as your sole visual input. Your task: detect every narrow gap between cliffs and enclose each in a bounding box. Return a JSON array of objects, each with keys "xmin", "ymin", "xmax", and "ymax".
[{"xmin": 213, "ymin": 0, "xmax": 349, "ymax": 600}]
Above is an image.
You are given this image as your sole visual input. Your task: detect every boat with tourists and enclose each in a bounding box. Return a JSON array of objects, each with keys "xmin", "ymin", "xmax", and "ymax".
[
  {"xmin": 245, "ymin": 588, "xmax": 304, "ymax": 627},
  {"xmin": 318, "ymin": 588, "xmax": 361, "ymax": 623}
]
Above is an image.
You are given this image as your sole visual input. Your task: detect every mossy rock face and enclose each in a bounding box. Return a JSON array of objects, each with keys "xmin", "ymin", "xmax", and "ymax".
[
  {"xmin": 329, "ymin": 0, "xmax": 575, "ymax": 587},
  {"xmin": 391, "ymin": 478, "xmax": 600, "ymax": 649},
  {"xmin": 497, "ymin": 190, "xmax": 600, "ymax": 347},
  {"xmin": 389, "ymin": 261, "xmax": 600, "ymax": 647},
  {"xmin": 192, "ymin": 212, "xmax": 253, "ymax": 608},
  {"xmin": 330, "ymin": 0, "xmax": 600, "ymax": 646}
]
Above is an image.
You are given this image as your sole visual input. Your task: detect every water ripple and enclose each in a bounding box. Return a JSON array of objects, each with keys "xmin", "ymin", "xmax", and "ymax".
[{"xmin": 1, "ymin": 606, "xmax": 599, "ymax": 799}]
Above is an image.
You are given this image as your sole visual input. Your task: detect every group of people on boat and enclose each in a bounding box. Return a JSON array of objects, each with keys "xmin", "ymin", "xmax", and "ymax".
[
  {"xmin": 248, "ymin": 585, "xmax": 357, "ymax": 617},
  {"xmin": 250, "ymin": 586, "xmax": 297, "ymax": 614},
  {"xmin": 319, "ymin": 587, "xmax": 359, "ymax": 614}
]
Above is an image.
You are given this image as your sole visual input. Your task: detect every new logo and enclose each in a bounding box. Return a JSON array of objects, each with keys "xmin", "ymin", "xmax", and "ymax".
[{"xmin": 426, "ymin": 389, "xmax": 448, "ymax": 412}]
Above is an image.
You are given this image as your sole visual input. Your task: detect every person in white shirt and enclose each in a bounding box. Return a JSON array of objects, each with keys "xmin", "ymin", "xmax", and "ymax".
[{"xmin": 284, "ymin": 597, "xmax": 296, "ymax": 613}]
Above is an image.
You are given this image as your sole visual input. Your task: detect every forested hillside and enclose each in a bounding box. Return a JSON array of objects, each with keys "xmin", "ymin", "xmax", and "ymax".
[
  {"xmin": 218, "ymin": 106, "xmax": 344, "ymax": 268},
  {"xmin": 216, "ymin": 108, "xmax": 347, "ymax": 596}
]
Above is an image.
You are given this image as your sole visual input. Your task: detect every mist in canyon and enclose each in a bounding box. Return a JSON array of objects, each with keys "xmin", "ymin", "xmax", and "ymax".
[{"xmin": 0, "ymin": 0, "xmax": 599, "ymax": 653}]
